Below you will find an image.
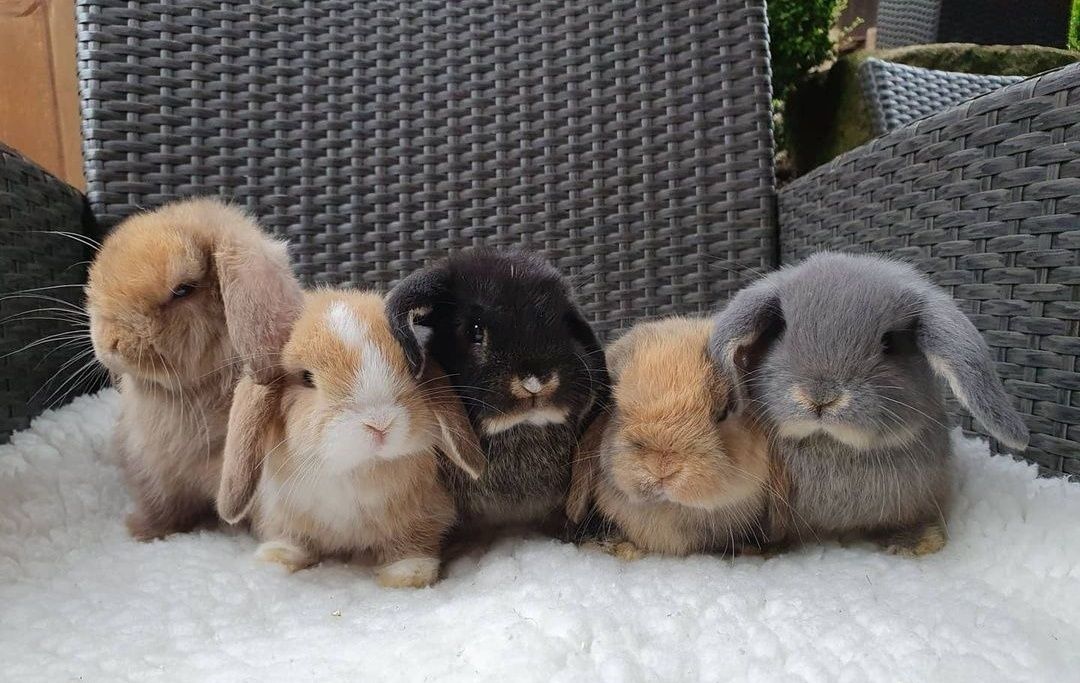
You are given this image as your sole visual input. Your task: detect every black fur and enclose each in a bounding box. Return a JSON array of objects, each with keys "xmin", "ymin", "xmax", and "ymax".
[{"xmin": 386, "ymin": 248, "xmax": 611, "ymax": 530}]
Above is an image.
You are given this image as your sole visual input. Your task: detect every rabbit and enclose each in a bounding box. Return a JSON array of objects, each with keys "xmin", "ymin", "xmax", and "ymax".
[
  {"xmin": 708, "ymin": 252, "xmax": 1029, "ymax": 556},
  {"xmin": 216, "ymin": 290, "xmax": 485, "ymax": 588},
  {"xmin": 385, "ymin": 248, "xmax": 611, "ymax": 534},
  {"xmin": 85, "ymin": 198, "xmax": 303, "ymax": 541},
  {"xmin": 565, "ymin": 317, "xmax": 785, "ymax": 557}
]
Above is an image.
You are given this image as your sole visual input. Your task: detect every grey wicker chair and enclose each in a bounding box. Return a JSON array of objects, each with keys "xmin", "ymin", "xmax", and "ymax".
[
  {"xmin": 859, "ymin": 58, "xmax": 1025, "ymax": 134},
  {"xmin": 876, "ymin": 0, "xmax": 1073, "ymax": 49},
  {"xmin": 1, "ymin": 1, "xmax": 1078, "ymax": 480}
]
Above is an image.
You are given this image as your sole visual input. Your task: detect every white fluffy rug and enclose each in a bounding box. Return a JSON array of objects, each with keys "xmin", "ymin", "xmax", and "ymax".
[{"xmin": 2, "ymin": 391, "xmax": 1078, "ymax": 682}]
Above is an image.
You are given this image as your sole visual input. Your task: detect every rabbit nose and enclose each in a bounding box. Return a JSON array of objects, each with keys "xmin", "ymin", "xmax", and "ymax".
[
  {"xmin": 512, "ymin": 373, "xmax": 559, "ymax": 399},
  {"xmin": 794, "ymin": 385, "xmax": 842, "ymax": 417},
  {"xmin": 648, "ymin": 454, "xmax": 681, "ymax": 482},
  {"xmin": 522, "ymin": 376, "xmax": 543, "ymax": 394},
  {"xmin": 363, "ymin": 416, "xmax": 394, "ymax": 440}
]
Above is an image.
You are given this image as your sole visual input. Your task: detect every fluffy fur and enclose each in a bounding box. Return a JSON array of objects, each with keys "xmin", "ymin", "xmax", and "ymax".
[
  {"xmin": 385, "ymin": 249, "xmax": 610, "ymax": 532},
  {"xmin": 709, "ymin": 252, "xmax": 1029, "ymax": 554},
  {"xmin": 217, "ymin": 291, "xmax": 484, "ymax": 588},
  {"xmin": 85, "ymin": 198, "xmax": 302, "ymax": 540},
  {"xmin": 568, "ymin": 317, "xmax": 776, "ymax": 557}
]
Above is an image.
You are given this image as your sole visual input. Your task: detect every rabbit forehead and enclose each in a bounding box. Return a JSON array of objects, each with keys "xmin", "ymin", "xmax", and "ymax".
[
  {"xmin": 448, "ymin": 250, "xmax": 570, "ymax": 322},
  {"xmin": 88, "ymin": 216, "xmax": 209, "ymax": 309},
  {"xmin": 615, "ymin": 317, "xmax": 725, "ymax": 424},
  {"xmin": 781, "ymin": 254, "xmax": 923, "ymax": 349},
  {"xmin": 285, "ymin": 291, "xmax": 408, "ymax": 397},
  {"xmin": 88, "ymin": 198, "xmax": 259, "ymax": 306}
]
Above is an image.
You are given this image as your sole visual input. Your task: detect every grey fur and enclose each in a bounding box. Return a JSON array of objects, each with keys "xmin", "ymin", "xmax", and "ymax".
[{"xmin": 709, "ymin": 252, "xmax": 1029, "ymax": 542}]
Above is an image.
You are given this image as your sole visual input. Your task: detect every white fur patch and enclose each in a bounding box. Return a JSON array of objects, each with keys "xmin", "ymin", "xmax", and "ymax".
[
  {"xmin": 779, "ymin": 419, "xmax": 874, "ymax": 450},
  {"xmin": 407, "ymin": 306, "xmax": 433, "ymax": 349},
  {"xmin": 265, "ymin": 461, "xmax": 388, "ymax": 527},
  {"xmin": 319, "ymin": 301, "xmax": 412, "ymax": 470},
  {"xmin": 327, "ymin": 301, "xmax": 368, "ymax": 348},
  {"xmin": 779, "ymin": 419, "xmax": 918, "ymax": 451},
  {"xmin": 482, "ymin": 407, "xmax": 569, "ymax": 435}
]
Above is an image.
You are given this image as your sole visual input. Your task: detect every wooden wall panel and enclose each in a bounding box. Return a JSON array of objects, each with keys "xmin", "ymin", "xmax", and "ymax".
[{"xmin": 0, "ymin": 0, "xmax": 84, "ymax": 189}]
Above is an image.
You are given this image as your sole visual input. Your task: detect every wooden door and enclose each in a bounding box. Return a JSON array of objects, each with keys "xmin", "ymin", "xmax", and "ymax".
[{"xmin": 0, "ymin": 0, "xmax": 84, "ymax": 189}]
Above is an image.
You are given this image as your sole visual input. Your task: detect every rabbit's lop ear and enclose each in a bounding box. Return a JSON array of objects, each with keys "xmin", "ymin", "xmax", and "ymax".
[
  {"xmin": 566, "ymin": 412, "xmax": 608, "ymax": 525},
  {"xmin": 917, "ymin": 293, "xmax": 1029, "ymax": 450},
  {"xmin": 386, "ymin": 263, "xmax": 452, "ymax": 379},
  {"xmin": 422, "ymin": 361, "xmax": 485, "ymax": 480},
  {"xmin": 215, "ymin": 221, "xmax": 303, "ymax": 385},
  {"xmin": 217, "ymin": 376, "xmax": 282, "ymax": 523},
  {"xmin": 709, "ymin": 280, "xmax": 785, "ymax": 376}
]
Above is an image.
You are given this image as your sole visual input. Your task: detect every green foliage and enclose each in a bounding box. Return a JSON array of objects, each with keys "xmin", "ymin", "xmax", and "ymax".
[
  {"xmin": 1070, "ymin": 0, "xmax": 1080, "ymax": 51},
  {"xmin": 767, "ymin": 0, "xmax": 846, "ymax": 102}
]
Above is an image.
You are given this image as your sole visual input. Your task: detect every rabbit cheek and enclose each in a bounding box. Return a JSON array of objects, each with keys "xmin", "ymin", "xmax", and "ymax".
[
  {"xmin": 318, "ymin": 416, "xmax": 387, "ymax": 474},
  {"xmin": 610, "ymin": 452, "xmax": 663, "ymax": 503}
]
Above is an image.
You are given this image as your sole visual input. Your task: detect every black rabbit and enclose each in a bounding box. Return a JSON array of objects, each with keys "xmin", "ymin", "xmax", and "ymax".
[{"xmin": 386, "ymin": 249, "xmax": 610, "ymax": 532}]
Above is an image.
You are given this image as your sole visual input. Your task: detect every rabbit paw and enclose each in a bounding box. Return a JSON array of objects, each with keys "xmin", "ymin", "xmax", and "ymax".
[
  {"xmin": 376, "ymin": 557, "xmax": 440, "ymax": 588},
  {"xmin": 881, "ymin": 522, "xmax": 947, "ymax": 557},
  {"xmin": 256, "ymin": 540, "xmax": 316, "ymax": 572},
  {"xmin": 582, "ymin": 538, "xmax": 647, "ymax": 561}
]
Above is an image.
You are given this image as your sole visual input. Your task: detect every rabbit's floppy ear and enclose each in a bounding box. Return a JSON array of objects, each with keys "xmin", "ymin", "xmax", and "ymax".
[
  {"xmin": 917, "ymin": 293, "xmax": 1029, "ymax": 450},
  {"xmin": 214, "ymin": 218, "xmax": 304, "ymax": 385},
  {"xmin": 421, "ymin": 360, "xmax": 485, "ymax": 479},
  {"xmin": 566, "ymin": 412, "xmax": 608, "ymax": 525},
  {"xmin": 217, "ymin": 375, "xmax": 283, "ymax": 523},
  {"xmin": 386, "ymin": 262, "xmax": 453, "ymax": 379},
  {"xmin": 709, "ymin": 279, "xmax": 785, "ymax": 377}
]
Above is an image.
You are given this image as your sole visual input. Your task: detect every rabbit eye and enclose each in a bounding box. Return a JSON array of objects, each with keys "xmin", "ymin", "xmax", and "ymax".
[
  {"xmin": 470, "ymin": 322, "xmax": 486, "ymax": 345},
  {"xmin": 301, "ymin": 370, "xmax": 315, "ymax": 388},
  {"xmin": 170, "ymin": 283, "xmax": 195, "ymax": 299},
  {"xmin": 881, "ymin": 329, "xmax": 916, "ymax": 356},
  {"xmin": 713, "ymin": 404, "xmax": 730, "ymax": 424}
]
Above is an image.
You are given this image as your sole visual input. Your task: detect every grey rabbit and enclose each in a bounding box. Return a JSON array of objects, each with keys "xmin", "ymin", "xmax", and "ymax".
[{"xmin": 709, "ymin": 252, "xmax": 1028, "ymax": 555}]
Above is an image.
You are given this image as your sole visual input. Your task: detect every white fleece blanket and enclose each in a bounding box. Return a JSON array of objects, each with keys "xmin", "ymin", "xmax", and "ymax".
[{"xmin": 1, "ymin": 390, "xmax": 1078, "ymax": 682}]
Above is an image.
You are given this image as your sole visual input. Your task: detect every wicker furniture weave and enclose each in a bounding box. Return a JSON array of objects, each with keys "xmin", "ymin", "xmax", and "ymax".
[
  {"xmin": 876, "ymin": 0, "xmax": 940, "ymax": 50},
  {"xmin": 876, "ymin": 0, "xmax": 1072, "ymax": 49},
  {"xmin": 0, "ymin": 143, "xmax": 97, "ymax": 436},
  {"xmin": 0, "ymin": 2, "xmax": 1077, "ymax": 479},
  {"xmin": 860, "ymin": 58, "xmax": 1025, "ymax": 134},
  {"xmin": 76, "ymin": 0, "xmax": 777, "ymax": 337},
  {"xmin": 779, "ymin": 63, "xmax": 1080, "ymax": 477}
]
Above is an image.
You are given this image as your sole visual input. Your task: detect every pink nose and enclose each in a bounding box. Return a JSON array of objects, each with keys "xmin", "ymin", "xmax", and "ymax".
[{"xmin": 363, "ymin": 422, "xmax": 389, "ymax": 443}]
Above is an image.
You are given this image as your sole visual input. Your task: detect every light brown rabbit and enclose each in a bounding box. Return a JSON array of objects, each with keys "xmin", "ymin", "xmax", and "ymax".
[
  {"xmin": 86, "ymin": 198, "xmax": 303, "ymax": 541},
  {"xmin": 567, "ymin": 317, "xmax": 785, "ymax": 557},
  {"xmin": 217, "ymin": 291, "xmax": 485, "ymax": 588}
]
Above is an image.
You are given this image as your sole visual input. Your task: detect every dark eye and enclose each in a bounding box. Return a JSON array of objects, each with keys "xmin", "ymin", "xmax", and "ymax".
[
  {"xmin": 881, "ymin": 329, "xmax": 916, "ymax": 356},
  {"xmin": 713, "ymin": 404, "xmax": 730, "ymax": 424},
  {"xmin": 301, "ymin": 370, "xmax": 315, "ymax": 388},
  {"xmin": 171, "ymin": 283, "xmax": 195, "ymax": 299},
  {"xmin": 470, "ymin": 322, "xmax": 485, "ymax": 345}
]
